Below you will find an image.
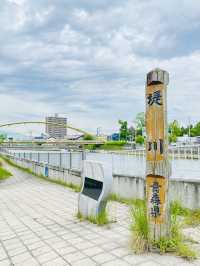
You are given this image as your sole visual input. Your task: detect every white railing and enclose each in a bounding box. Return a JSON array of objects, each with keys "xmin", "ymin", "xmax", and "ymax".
[{"xmin": 1, "ymin": 149, "xmax": 84, "ymax": 171}]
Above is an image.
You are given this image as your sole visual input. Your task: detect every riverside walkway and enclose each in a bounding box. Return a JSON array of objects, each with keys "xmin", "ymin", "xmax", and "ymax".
[{"xmin": 0, "ymin": 162, "xmax": 200, "ymax": 266}]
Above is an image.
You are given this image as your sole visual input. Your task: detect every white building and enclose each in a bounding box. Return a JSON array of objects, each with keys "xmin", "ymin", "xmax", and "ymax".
[{"xmin": 45, "ymin": 114, "xmax": 67, "ymax": 139}]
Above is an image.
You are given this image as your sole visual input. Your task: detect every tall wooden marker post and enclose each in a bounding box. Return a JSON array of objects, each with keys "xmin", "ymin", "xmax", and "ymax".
[{"xmin": 145, "ymin": 68, "xmax": 171, "ymax": 240}]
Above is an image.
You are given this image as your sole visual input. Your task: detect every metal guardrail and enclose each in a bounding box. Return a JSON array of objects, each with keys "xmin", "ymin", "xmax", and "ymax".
[
  {"xmin": 1, "ymin": 149, "xmax": 84, "ymax": 171},
  {"xmin": 126, "ymin": 145, "xmax": 200, "ymax": 159}
]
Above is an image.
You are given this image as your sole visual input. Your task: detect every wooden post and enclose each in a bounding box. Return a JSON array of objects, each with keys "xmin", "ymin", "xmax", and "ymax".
[{"xmin": 145, "ymin": 68, "xmax": 171, "ymax": 240}]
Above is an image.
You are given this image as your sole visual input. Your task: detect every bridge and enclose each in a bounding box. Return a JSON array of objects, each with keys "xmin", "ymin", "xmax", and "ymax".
[
  {"xmin": 0, "ymin": 121, "xmax": 90, "ymax": 135},
  {"xmin": 0, "ymin": 121, "xmax": 106, "ymax": 148}
]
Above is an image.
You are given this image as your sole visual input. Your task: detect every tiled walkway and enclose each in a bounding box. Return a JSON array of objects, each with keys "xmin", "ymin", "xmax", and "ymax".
[{"xmin": 0, "ymin": 161, "xmax": 200, "ymax": 266}]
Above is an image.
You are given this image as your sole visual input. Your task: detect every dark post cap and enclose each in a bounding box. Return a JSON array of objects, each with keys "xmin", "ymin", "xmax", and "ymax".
[{"xmin": 147, "ymin": 68, "xmax": 169, "ymax": 86}]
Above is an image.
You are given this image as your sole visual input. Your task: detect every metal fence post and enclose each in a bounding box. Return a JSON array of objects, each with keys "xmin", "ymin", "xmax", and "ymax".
[
  {"xmin": 59, "ymin": 152, "xmax": 62, "ymax": 167},
  {"xmin": 70, "ymin": 152, "xmax": 72, "ymax": 169},
  {"xmin": 47, "ymin": 152, "xmax": 50, "ymax": 164},
  {"xmin": 82, "ymin": 150, "xmax": 86, "ymax": 160}
]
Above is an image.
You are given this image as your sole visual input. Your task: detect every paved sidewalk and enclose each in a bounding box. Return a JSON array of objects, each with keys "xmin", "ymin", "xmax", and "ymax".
[{"xmin": 0, "ymin": 162, "xmax": 200, "ymax": 266}]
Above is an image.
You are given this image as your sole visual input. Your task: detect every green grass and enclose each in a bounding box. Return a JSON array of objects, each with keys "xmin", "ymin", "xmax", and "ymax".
[
  {"xmin": 76, "ymin": 211, "xmax": 84, "ymax": 221},
  {"xmin": 170, "ymin": 201, "xmax": 200, "ymax": 227},
  {"xmin": 108, "ymin": 193, "xmax": 145, "ymax": 207},
  {"xmin": 76, "ymin": 209, "xmax": 109, "ymax": 226},
  {"xmin": 184, "ymin": 209, "xmax": 200, "ymax": 226},
  {"xmin": 130, "ymin": 200, "xmax": 149, "ymax": 253},
  {"xmin": 0, "ymin": 155, "xmax": 81, "ymax": 192},
  {"xmin": 0, "ymin": 165, "xmax": 12, "ymax": 181},
  {"xmin": 86, "ymin": 141, "xmax": 127, "ymax": 151},
  {"xmin": 130, "ymin": 200, "xmax": 198, "ymax": 260}
]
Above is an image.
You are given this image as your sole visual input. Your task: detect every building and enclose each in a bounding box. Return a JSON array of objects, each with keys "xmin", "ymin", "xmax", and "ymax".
[
  {"xmin": 45, "ymin": 114, "xmax": 67, "ymax": 139},
  {"xmin": 34, "ymin": 133, "xmax": 47, "ymax": 140},
  {"xmin": 107, "ymin": 133, "xmax": 120, "ymax": 141}
]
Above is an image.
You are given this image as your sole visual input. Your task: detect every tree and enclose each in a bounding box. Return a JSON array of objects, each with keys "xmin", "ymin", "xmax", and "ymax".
[
  {"xmin": 169, "ymin": 134, "xmax": 177, "ymax": 143},
  {"xmin": 118, "ymin": 120, "xmax": 128, "ymax": 141},
  {"xmin": 168, "ymin": 120, "xmax": 181, "ymax": 136},
  {"xmin": 191, "ymin": 122, "xmax": 200, "ymax": 137},
  {"xmin": 168, "ymin": 120, "xmax": 181, "ymax": 142},
  {"xmin": 83, "ymin": 134, "xmax": 94, "ymax": 140},
  {"xmin": 135, "ymin": 112, "xmax": 145, "ymax": 129},
  {"xmin": 135, "ymin": 112, "xmax": 145, "ymax": 136},
  {"xmin": 135, "ymin": 135, "xmax": 145, "ymax": 145},
  {"xmin": 128, "ymin": 126, "xmax": 135, "ymax": 141},
  {"xmin": 0, "ymin": 134, "xmax": 6, "ymax": 143}
]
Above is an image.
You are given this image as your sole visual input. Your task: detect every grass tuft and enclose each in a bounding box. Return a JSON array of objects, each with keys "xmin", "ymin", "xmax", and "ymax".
[
  {"xmin": 185, "ymin": 209, "xmax": 200, "ymax": 227},
  {"xmin": 76, "ymin": 211, "xmax": 84, "ymax": 221},
  {"xmin": 170, "ymin": 201, "xmax": 200, "ymax": 227},
  {"xmin": 76, "ymin": 209, "xmax": 109, "ymax": 226},
  {"xmin": 130, "ymin": 201, "xmax": 149, "ymax": 253},
  {"xmin": 130, "ymin": 200, "xmax": 198, "ymax": 259},
  {"xmin": 170, "ymin": 201, "xmax": 189, "ymax": 216},
  {"xmin": 108, "ymin": 193, "xmax": 145, "ymax": 207},
  {"xmin": 0, "ymin": 166, "xmax": 12, "ymax": 181}
]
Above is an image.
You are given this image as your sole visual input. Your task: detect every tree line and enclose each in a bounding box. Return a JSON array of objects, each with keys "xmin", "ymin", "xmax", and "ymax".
[{"xmin": 118, "ymin": 113, "xmax": 200, "ymax": 144}]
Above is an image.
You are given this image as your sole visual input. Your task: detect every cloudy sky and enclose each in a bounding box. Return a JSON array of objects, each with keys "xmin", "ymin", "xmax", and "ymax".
[{"xmin": 1, "ymin": 0, "xmax": 200, "ymax": 135}]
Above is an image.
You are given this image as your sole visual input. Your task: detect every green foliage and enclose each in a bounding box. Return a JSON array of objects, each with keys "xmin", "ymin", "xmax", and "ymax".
[
  {"xmin": 77, "ymin": 210, "xmax": 109, "ymax": 226},
  {"xmin": 170, "ymin": 201, "xmax": 200, "ymax": 226},
  {"xmin": 86, "ymin": 141, "xmax": 127, "ymax": 151},
  {"xmin": 102, "ymin": 141, "xmax": 126, "ymax": 150},
  {"xmin": 76, "ymin": 211, "xmax": 84, "ymax": 221},
  {"xmin": 135, "ymin": 135, "xmax": 145, "ymax": 145},
  {"xmin": 87, "ymin": 141, "xmax": 127, "ymax": 151},
  {"xmin": 108, "ymin": 193, "xmax": 145, "ymax": 207},
  {"xmin": 176, "ymin": 242, "xmax": 197, "ymax": 260},
  {"xmin": 130, "ymin": 200, "xmax": 198, "ymax": 259},
  {"xmin": 191, "ymin": 122, "xmax": 200, "ymax": 137},
  {"xmin": 0, "ymin": 134, "xmax": 6, "ymax": 143},
  {"xmin": 118, "ymin": 120, "xmax": 128, "ymax": 140},
  {"xmin": 169, "ymin": 134, "xmax": 177, "ymax": 143},
  {"xmin": 170, "ymin": 201, "xmax": 189, "ymax": 216},
  {"xmin": 0, "ymin": 165, "xmax": 12, "ymax": 181},
  {"xmin": 185, "ymin": 209, "xmax": 200, "ymax": 226},
  {"xmin": 168, "ymin": 120, "xmax": 200, "ymax": 140},
  {"xmin": 41, "ymin": 178, "xmax": 81, "ymax": 192},
  {"xmin": 83, "ymin": 134, "xmax": 94, "ymax": 140},
  {"xmin": 128, "ymin": 126, "xmax": 135, "ymax": 141},
  {"xmin": 130, "ymin": 201, "xmax": 149, "ymax": 253},
  {"xmin": 135, "ymin": 112, "xmax": 145, "ymax": 129},
  {"xmin": 153, "ymin": 203, "xmax": 197, "ymax": 260},
  {"xmin": 169, "ymin": 120, "xmax": 182, "ymax": 136},
  {"xmin": 86, "ymin": 144, "xmax": 97, "ymax": 150}
]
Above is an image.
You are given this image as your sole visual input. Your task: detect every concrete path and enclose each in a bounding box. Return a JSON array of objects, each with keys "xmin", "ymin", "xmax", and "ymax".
[{"xmin": 0, "ymin": 162, "xmax": 200, "ymax": 266}]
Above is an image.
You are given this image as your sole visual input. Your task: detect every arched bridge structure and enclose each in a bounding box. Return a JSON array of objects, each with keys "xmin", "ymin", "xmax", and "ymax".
[
  {"xmin": 0, "ymin": 121, "xmax": 106, "ymax": 147},
  {"xmin": 0, "ymin": 121, "xmax": 90, "ymax": 135}
]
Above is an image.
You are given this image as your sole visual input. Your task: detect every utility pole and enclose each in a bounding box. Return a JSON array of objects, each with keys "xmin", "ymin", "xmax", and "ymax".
[
  {"xmin": 188, "ymin": 117, "xmax": 191, "ymax": 144},
  {"xmin": 145, "ymin": 68, "xmax": 171, "ymax": 240}
]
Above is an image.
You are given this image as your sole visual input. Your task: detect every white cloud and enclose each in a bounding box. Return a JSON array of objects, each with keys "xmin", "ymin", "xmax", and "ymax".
[{"xmin": 0, "ymin": 0, "xmax": 200, "ymax": 135}]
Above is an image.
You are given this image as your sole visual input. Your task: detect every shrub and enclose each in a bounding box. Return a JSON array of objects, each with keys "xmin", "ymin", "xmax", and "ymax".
[{"xmin": 135, "ymin": 135, "xmax": 145, "ymax": 145}]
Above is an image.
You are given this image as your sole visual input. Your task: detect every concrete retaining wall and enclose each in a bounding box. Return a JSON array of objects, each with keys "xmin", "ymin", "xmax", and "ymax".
[
  {"xmin": 9, "ymin": 156, "xmax": 82, "ymax": 187},
  {"xmin": 113, "ymin": 174, "xmax": 200, "ymax": 209},
  {"xmin": 4, "ymin": 155, "xmax": 200, "ymax": 210}
]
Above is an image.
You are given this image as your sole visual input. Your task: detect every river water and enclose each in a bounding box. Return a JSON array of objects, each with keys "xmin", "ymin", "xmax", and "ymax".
[{"xmin": 7, "ymin": 149, "xmax": 200, "ymax": 180}]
